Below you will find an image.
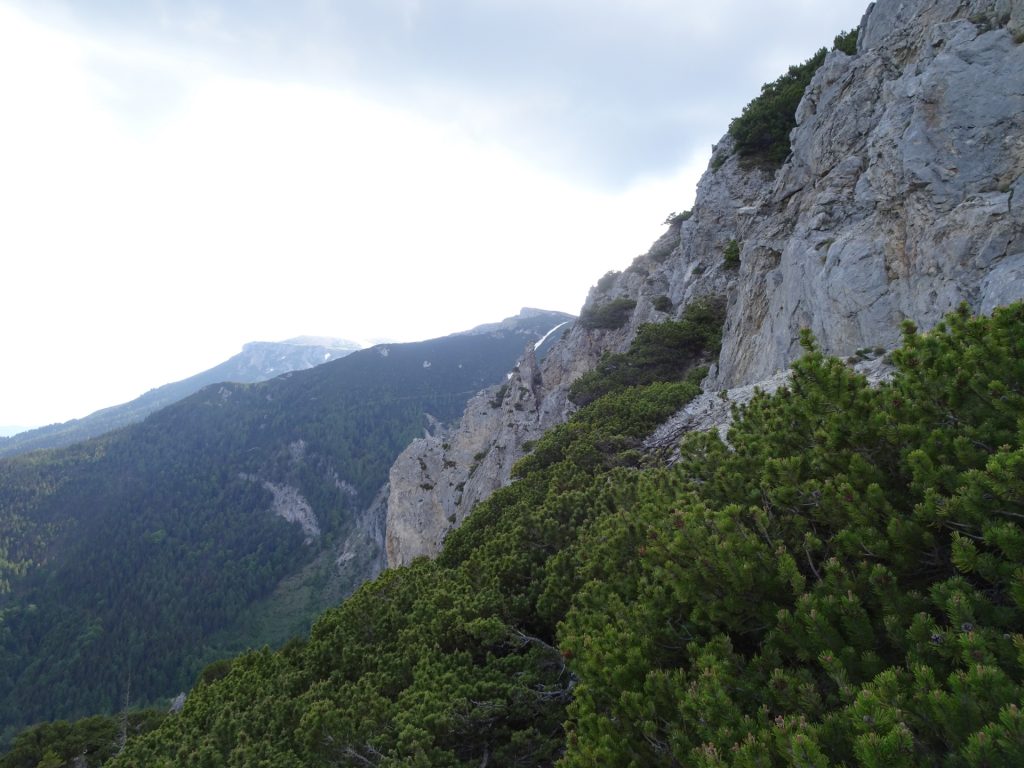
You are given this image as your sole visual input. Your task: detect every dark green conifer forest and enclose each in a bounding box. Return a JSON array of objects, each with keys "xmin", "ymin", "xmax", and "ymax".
[{"xmin": 62, "ymin": 302, "xmax": 1022, "ymax": 767}]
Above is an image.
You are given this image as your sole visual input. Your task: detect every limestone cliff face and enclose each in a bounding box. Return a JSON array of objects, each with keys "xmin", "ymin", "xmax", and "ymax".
[
  {"xmin": 713, "ymin": 0, "xmax": 1024, "ymax": 386},
  {"xmin": 384, "ymin": 0, "xmax": 1024, "ymax": 567},
  {"xmin": 385, "ymin": 345, "xmax": 563, "ymax": 566}
]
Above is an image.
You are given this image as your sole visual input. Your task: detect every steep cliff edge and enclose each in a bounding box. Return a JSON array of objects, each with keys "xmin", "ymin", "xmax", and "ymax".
[
  {"xmin": 385, "ymin": 0, "xmax": 1024, "ymax": 567},
  {"xmin": 714, "ymin": 0, "xmax": 1024, "ymax": 387}
]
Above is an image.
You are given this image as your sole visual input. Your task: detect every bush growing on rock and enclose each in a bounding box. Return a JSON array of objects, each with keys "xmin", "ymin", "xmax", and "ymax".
[{"xmin": 578, "ymin": 297, "xmax": 637, "ymax": 330}]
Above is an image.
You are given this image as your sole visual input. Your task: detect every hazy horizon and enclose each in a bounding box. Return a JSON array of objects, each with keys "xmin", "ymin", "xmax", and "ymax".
[{"xmin": 1, "ymin": 310, "xmax": 572, "ymax": 434}]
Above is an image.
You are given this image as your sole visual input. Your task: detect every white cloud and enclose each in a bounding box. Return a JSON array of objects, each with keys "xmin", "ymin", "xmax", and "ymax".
[
  {"xmin": 0, "ymin": 1, "xmax": 716, "ymax": 426},
  {"xmin": 1, "ymin": 0, "xmax": 876, "ymax": 428}
]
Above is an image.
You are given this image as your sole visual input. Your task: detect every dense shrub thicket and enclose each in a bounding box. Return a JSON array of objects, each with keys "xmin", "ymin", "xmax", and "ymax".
[
  {"xmin": 0, "ymin": 711, "xmax": 165, "ymax": 768},
  {"xmin": 578, "ymin": 298, "xmax": 637, "ymax": 330},
  {"xmin": 569, "ymin": 296, "xmax": 725, "ymax": 407},
  {"xmin": 74, "ymin": 302, "xmax": 1024, "ymax": 767},
  {"xmin": 723, "ymin": 239, "xmax": 741, "ymax": 269},
  {"xmin": 560, "ymin": 307, "xmax": 1024, "ymax": 766}
]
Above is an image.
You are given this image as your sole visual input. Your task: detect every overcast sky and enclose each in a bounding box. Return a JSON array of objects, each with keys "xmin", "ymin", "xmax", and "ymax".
[{"xmin": 0, "ymin": 0, "xmax": 870, "ymax": 430}]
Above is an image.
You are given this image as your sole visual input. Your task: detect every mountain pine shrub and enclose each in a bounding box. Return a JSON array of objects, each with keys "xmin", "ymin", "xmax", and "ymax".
[
  {"xmin": 559, "ymin": 303, "xmax": 1024, "ymax": 766},
  {"xmin": 728, "ymin": 29, "xmax": 858, "ymax": 167},
  {"xmin": 82, "ymin": 302, "xmax": 1024, "ymax": 766},
  {"xmin": 723, "ymin": 239, "xmax": 741, "ymax": 269},
  {"xmin": 569, "ymin": 296, "xmax": 725, "ymax": 407},
  {"xmin": 578, "ymin": 297, "xmax": 637, "ymax": 330},
  {"xmin": 652, "ymin": 294, "xmax": 674, "ymax": 313}
]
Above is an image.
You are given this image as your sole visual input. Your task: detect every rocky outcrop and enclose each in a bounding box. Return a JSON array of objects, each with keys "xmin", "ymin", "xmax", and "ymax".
[
  {"xmin": 261, "ymin": 481, "xmax": 321, "ymax": 543},
  {"xmin": 239, "ymin": 474, "xmax": 322, "ymax": 543},
  {"xmin": 384, "ymin": 0, "xmax": 1024, "ymax": 567},
  {"xmin": 712, "ymin": 0, "xmax": 1024, "ymax": 386},
  {"xmin": 335, "ymin": 482, "xmax": 389, "ymax": 587},
  {"xmin": 384, "ymin": 315, "xmax": 580, "ymax": 567},
  {"xmin": 386, "ymin": 345, "xmax": 563, "ymax": 566}
]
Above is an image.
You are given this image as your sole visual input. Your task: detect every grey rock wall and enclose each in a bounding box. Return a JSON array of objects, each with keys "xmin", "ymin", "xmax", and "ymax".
[
  {"xmin": 383, "ymin": 0, "xmax": 1024, "ymax": 567},
  {"xmin": 713, "ymin": 0, "xmax": 1024, "ymax": 386}
]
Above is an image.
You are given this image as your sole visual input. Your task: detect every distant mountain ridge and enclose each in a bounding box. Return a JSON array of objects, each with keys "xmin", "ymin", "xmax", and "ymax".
[
  {"xmin": 0, "ymin": 337, "xmax": 362, "ymax": 458},
  {"xmin": 458, "ymin": 306, "xmax": 569, "ymax": 336}
]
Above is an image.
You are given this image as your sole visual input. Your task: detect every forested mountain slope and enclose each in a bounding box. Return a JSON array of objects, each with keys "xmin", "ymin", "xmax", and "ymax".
[{"xmin": 0, "ymin": 310, "xmax": 570, "ymax": 743}]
